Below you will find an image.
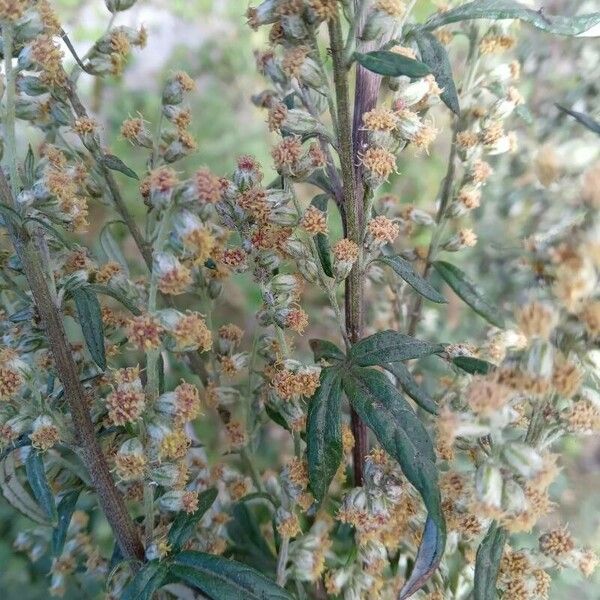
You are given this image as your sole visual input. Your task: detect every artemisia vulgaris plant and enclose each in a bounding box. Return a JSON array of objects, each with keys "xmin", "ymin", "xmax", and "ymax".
[{"xmin": 0, "ymin": 0, "xmax": 599, "ymax": 599}]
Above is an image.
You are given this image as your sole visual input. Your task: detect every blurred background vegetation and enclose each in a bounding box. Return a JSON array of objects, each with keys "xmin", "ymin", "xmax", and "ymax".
[{"xmin": 2, "ymin": 1, "xmax": 599, "ymax": 598}]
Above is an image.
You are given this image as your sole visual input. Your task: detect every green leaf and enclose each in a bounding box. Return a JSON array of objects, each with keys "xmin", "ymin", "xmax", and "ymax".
[
  {"xmin": 309, "ymin": 338, "xmax": 346, "ymax": 363},
  {"xmin": 121, "ymin": 560, "xmax": 169, "ymax": 600},
  {"xmin": 474, "ymin": 523, "xmax": 507, "ymax": 600},
  {"xmin": 384, "ymin": 362, "xmax": 438, "ymax": 415},
  {"xmin": 23, "ymin": 145, "xmax": 35, "ymax": 187},
  {"xmin": 556, "ymin": 104, "xmax": 600, "ymax": 135},
  {"xmin": 0, "ymin": 453, "xmax": 48, "ymax": 525},
  {"xmin": 52, "ymin": 490, "xmax": 80, "ymax": 556},
  {"xmin": 433, "ymin": 261, "xmax": 505, "ymax": 328},
  {"xmin": 168, "ymin": 488, "xmax": 218, "ymax": 552},
  {"xmin": 413, "ymin": 30, "xmax": 460, "ymax": 115},
  {"xmin": 227, "ymin": 503, "xmax": 277, "ymax": 574},
  {"xmin": 72, "ymin": 286, "xmax": 106, "ymax": 370},
  {"xmin": 377, "ymin": 255, "xmax": 446, "ymax": 304},
  {"xmin": 342, "ymin": 367, "xmax": 445, "ymax": 597},
  {"xmin": 311, "ymin": 194, "xmax": 333, "ymax": 278},
  {"xmin": 307, "ymin": 367, "xmax": 343, "ymax": 501},
  {"xmin": 25, "ymin": 450, "xmax": 57, "ymax": 524},
  {"xmin": 171, "ymin": 551, "xmax": 294, "ymax": 600},
  {"xmin": 354, "ymin": 51, "xmax": 431, "ymax": 78},
  {"xmin": 453, "ymin": 355, "xmax": 494, "ymax": 375},
  {"xmin": 423, "ymin": 1, "xmax": 600, "ymax": 36},
  {"xmin": 102, "ymin": 154, "xmax": 140, "ymax": 180},
  {"xmin": 349, "ymin": 330, "xmax": 442, "ymax": 367},
  {"xmin": 87, "ymin": 283, "xmax": 142, "ymax": 316}
]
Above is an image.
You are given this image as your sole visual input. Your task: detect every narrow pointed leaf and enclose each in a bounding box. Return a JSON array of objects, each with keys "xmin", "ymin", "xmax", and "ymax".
[
  {"xmin": 474, "ymin": 523, "xmax": 507, "ymax": 600},
  {"xmin": 384, "ymin": 362, "xmax": 438, "ymax": 415},
  {"xmin": 307, "ymin": 367, "xmax": 343, "ymax": 501},
  {"xmin": 342, "ymin": 367, "xmax": 445, "ymax": 596},
  {"xmin": 121, "ymin": 560, "xmax": 169, "ymax": 600},
  {"xmin": 354, "ymin": 51, "xmax": 431, "ymax": 78},
  {"xmin": 102, "ymin": 154, "xmax": 140, "ymax": 180},
  {"xmin": 168, "ymin": 487, "xmax": 218, "ymax": 552},
  {"xmin": 227, "ymin": 503, "xmax": 277, "ymax": 575},
  {"xmin": 433, "ymin": 261, "xmax": 505, "ymax": 328},
  {"xmin": 453, "ymin": 355, "xmax": 494, "ymax": 375},
  {"xmin": 0, "ymin": 453, "xmax": 48, "ymax": 524},
  {"xmin": 413, "ymin": 31, "xmax": 460, "ymax": 115},
  {"xmin": 87, "ymin": 283, "xmax": 142, "ymax": 316},
  {"xmin": 171, "ymin": 551, "xmax": 294, "ymax": 600},
  {"xmin": 349, "ymin": 330, "xmax": 443, "ymax": 367},
  {"xmin": 309, "ymin": 338, "xmax": 346, "ymax": 363},
  {"xmin": 72, "ymin": 286, "xmax": 106, "ymax": 370},
  {"xmin": 556, "ymin": 104, "xmax": 600, "ymax": 135},
  {"xmin": 378, "ymin": 255, "xmax": 446, "ymax": 304},
  {"xmin": 52, "ymin": 489, "xmax": 80, "ymax": 556},
  {"xmin": 423, "ymin": 1, "xmax": 600, "ymax": 36},
  {"xmin": 25, "ymin": 450, "xmax": 57, "ymax": 523},
  {"xmin": 311, "ymin": 194, "xmax": 333, "ymax": 278}
]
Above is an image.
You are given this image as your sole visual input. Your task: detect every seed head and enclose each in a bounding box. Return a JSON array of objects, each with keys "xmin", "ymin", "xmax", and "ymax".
[{"xmin": 300, "ymin": 205, "xmax": 328, "ymax": 235}]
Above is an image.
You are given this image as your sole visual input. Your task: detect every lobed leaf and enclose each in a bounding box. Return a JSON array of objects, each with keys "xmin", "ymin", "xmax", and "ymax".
[
  {"xmin": 423, "ymin": 1, "xmax": 600, "ymax": 37},
  {"xmin": 433, "ymin": 261, "xmax": 505, "ymax": 328},
  {"xmin": 349, "ymin": 329, "xmax": 443, "ymax": 367},
  {"xmin": 25, "ymin": 450, "xmax": 57, "ymax": 524},
  {"xmin": 377, "ymin": 255, "xmax": 447, "ymax": 304},
  {"xmin": 474, "ymin": 523, "xmax": 508, "ymax": 600},
  {"xmin": 171, "ymin": 551, "xmax": 294, "ymax": 600},
  {"xmin": 354, "ymin": 51, "xmax": 431, "ymax": 78},
  {"xmin": 342, "ymin": 367, "xmax": 445, "ymax": 597},
  {"xmin": 384, "ymin": 362, "xmax": 438, "ymax": 415},
  {"xmin": 72, "ymin": 286, "xmax": 107, "ymax": 370},
  {"xmin": 413, "ymin": 30, "xmax": 460, "ymax": 115},
  {"xmin": 307, "ymin": 367, "xmax": 343, "ymax": 501},
  {"xmin": 168, "ymin": 488, "xmax": 218, "ymax": 552}
]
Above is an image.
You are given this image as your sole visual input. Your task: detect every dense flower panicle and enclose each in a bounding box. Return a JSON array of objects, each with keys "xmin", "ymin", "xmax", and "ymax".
[
  {"xmin": 172, "ymin": 313, "xmax": 212, "ymax": 352},
  {"xmin": 29, "ymin": 416, "xmax": 60, "ymax": 451},
  {"xmin": 127, "ymin": 314, "xmax": 164, "ymax": 350},
  {"xmin": 516, "ymin": 302, "xmax": 558, "ymax": 342},
  {"xmin": 106, "ymin": 386, "xmax": 145, "ymax": 425},
  {"xmin": 333, "ymin": 238, "xmax": 359, "ymax": 263},
  {"xmin": 30, "ymin": 35, "xmax": 67, "ymax": 88},
  {"xmin": 300, "ymin": 205, "xmax": 327, "ymax": 235},
  {"xmin": 367, "ymin": 215, "xmax": 400, "ymax": 245},
  {"xmin": 361, "ymin": 146, "xmax": 397, "ymax": 184}
]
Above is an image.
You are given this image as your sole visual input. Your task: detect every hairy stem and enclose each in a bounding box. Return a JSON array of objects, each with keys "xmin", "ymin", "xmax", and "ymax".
[
  {"xmin": 329, "ymin": 11, "xmax": 369, "ymax": 484},
  {"xmin": 0, "ymin": 169, "xmax": 144, "ymax": 561}
]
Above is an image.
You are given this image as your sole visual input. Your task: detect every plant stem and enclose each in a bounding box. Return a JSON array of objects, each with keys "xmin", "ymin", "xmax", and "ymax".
[
  {"xmin": 329, "ymin": 11, "xmax": 369, "ymax": 485},
  {"xmin": 276, "ymin": 536, "xmax": 290, "ymax": 586},
  {"xmin": 0, "ymin": 170, "xmax": 145, "ymax": 562}
]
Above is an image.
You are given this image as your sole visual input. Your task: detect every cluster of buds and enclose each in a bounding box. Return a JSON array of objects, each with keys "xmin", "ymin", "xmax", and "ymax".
[{"xmin": 86, "ymin": 25, "xmax": 146, "ymax": 76}]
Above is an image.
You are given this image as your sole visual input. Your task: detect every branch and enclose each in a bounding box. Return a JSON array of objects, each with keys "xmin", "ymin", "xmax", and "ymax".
[{"xmin": 0, "ymin": 168, "xmax": 145, "ymax": 562}]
